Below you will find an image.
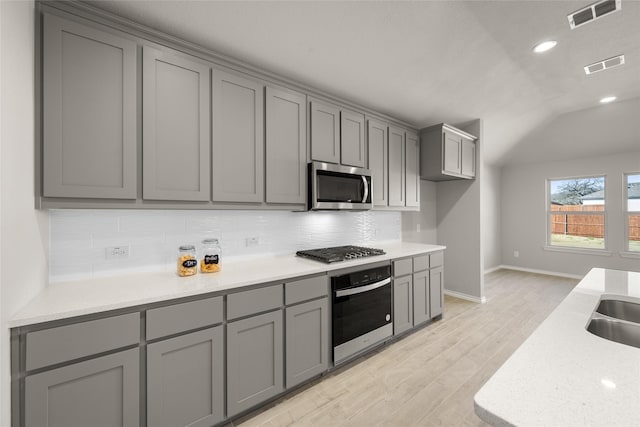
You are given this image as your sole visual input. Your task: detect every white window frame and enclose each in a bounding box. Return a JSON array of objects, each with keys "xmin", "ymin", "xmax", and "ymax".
[
  {"xmin": 623, "ymin": 172, "xmax": 640, "ymax": 257},
  {"xmin": 544, "ymin": 175, "xmax": 611, "ymax": 255}
]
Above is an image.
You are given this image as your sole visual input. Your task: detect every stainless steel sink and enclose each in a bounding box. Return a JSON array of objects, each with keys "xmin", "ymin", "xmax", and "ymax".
[
  {"xmin": 587, "ymin": 316, "xmax": 640, "ymax": 349},
  {"xmin": 596, "ymin": 299, "xmax": 640, "ymax": 324}
]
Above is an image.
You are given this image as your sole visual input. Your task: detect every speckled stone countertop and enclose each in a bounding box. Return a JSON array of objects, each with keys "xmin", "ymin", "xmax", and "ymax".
[
  {"xmin": 474, "ymin": 268, "xmax": 640, "ymax": 427},
  {"xmin": 10, "ymin": 241, "xmax": 445, "ymax": 328}
]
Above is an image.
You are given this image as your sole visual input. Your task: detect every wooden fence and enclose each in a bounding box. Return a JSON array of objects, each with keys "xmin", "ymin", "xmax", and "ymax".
[{"xmin": 550, "ymin": 205, "xmax": 640, "ymax": 240}]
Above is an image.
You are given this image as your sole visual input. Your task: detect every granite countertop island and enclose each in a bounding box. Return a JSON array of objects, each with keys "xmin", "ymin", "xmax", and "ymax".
[
  {"xmin": 10, "ymin": 241, "xmax": 445, "ymax": 328},
  {"xmin": 475, "ymin": 268, "xmax": 640, "ymax": 426}
]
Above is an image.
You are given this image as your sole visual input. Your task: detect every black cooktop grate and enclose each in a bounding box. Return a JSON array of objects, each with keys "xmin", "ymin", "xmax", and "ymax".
[{"xmin": 296, "ymin": 245, "xmax": 386, "ymax": 263}]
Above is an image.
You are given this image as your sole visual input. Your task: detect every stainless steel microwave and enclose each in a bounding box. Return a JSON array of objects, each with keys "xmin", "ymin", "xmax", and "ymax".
[{"xmin": 309, "ymin": 161, "xmax": 372, "ymax": 210}]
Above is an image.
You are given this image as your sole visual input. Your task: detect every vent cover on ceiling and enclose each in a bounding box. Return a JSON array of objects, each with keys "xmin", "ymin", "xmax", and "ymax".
[
  {"xmin": 584, "ymin": 54, "xmax": 626, "ymax": 75},
  {"xmin": 568, "ymin": 0, "xmax": 621, "ymax": 29}
]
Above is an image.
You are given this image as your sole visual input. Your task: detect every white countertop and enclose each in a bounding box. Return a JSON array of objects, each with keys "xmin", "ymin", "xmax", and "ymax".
[
  {"xmin": 474, "ymin": 268, "xmax": 640, "ymax": 427},
  {"xmin": 10, "ymin": 242, "xmax": 444, "ymax": 328}
]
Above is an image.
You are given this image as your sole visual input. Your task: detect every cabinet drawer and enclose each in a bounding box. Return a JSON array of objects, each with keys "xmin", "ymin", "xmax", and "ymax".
[
  {"xmin": 147, "ymin": 296, "xmax": 223, "ymax": 340},
  {"xmin": 285, "ymin": 275, "xmax": 328, "ymax": 305},
  {"xmin": 227, "ymin": 284, "xmax": 283, "ymax": 320},
  {"xmin": 430, "ymin": 251, "xmax": 444, "ymax": 268},
  {"xmin": 26, "ymin": 312, "xmax": 140, "ymax": 370},
  {"xmin": 393, "ymin": 258, "xmax": 413, "ymax": 277},
  {"xmin": 413, "ymin": 255, "xmax": 429, "ymax": 272}
]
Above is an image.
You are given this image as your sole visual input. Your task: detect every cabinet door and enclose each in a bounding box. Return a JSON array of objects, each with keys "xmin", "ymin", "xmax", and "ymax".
[
  {"xmin": 212, "ymin": 70, "xmax": 264, "ymax": 202},
  {"xmin": 265, "ymin": 86, "xmax": 307, "ymax": 204},
  {"xmin": 285, "ymin": 298, "xmax": 329, "ymax": 389},
  {"xmin": 367, "ymin": 119, "xmax": 388, "ymax": 207},
  {"xmin": 42, "ymin": 14, "xmax": 137, "ymax": 199},
  {"xmin": 442, "ymin": 130, "xmax": 462, "ymax": 175},
  {"xmin": 310, "ymin": 101, "xmax": 340, "ymax": 164},
  {"xmin": 405, "ymin": 131, "xmax": 420, "ymax": 207},
  {"xmin": 340, "ymin": 110, "xmax": 366, "ymax": 167},
  {"xmin": 430, "ymin": 266, "xmax": 444, "ymax": 318},
  {"xmin": 227, "ymin": 310, "xmax": 284, "ymax": 417},
  {"xmin": 25, "ymin": 348, "xmax": 139, "ymax": 427},
  {"xmin": 413, "ymin": 270, "xmax": 430, "ymax": 326},
  {"xmin": 143, "ymin": 47, "xmax": 211, "ymax": 201},
  {"xmin": 388, "ymin": 126, "xmax": 406, "ymax": 207},
  {"xmin": 393, "ymin": 275, "xmax": 413, "ymax": 335},
  {"xmin": 147, "ymin": 327, "xmax": 224, "ymax": 427},
  {"xmin": 461, "ymin": 138, "xmax": 476, "ymax": 178}
]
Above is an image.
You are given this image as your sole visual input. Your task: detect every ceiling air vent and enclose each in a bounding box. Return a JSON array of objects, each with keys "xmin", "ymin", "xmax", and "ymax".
[
  {"xmin": 584, "ymin": 54, "xmax": 625, "ymax": 75},
  {"xmin": 568, "ymin": 0, "xmax": 621, "ymax": 29}
]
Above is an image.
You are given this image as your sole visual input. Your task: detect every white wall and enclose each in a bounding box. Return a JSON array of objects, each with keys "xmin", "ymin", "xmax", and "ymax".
[
  {"xmin": 1, "ymin": 2, "xmax": 49, "ymax": 426},
  {"xmin": 50, "ymin": 210, "xmax": 401, "ymax": 282},
  {"xmin": 401, "ymin": 180, "xmax": 437, "ymax": 244},
  {"xmin": 482, "ymin": 163, "xmax": 502, "ymax": 271},
  {"xmin": 436, "ymin": 120, "xmax": 484, "ymax": 302},
  {"xmin": 501, "ymin": 151, "xmax": 640, "ymax": 276}
]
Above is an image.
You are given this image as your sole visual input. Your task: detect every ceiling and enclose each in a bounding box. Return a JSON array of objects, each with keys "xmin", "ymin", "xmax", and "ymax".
[{"xmin": 88, "ymin": 0, "xmax": 640, "ymax": 166}]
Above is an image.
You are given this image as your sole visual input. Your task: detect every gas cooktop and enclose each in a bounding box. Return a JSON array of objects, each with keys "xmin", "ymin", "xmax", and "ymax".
[{"xmin": 296, "ymin": 245, "xmax": 386, "ymax": 263}]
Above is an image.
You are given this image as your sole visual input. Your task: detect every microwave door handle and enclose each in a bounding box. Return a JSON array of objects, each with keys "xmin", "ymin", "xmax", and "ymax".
[
  {"xmin": 335, "ymin": 277, "xmax": 391, "ymax": 298},
  {"xmin": 362, "ymin": 176, "xmax": 369, "ymax": 203}
]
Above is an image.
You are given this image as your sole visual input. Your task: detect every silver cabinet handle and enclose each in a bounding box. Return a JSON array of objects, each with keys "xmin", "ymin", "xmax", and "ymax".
[
  {"xmin": 335, "ymin": 277, "xmax": 390, "ymax": 297},
  {"xmin": 362, "ymin": 176, "xmax": 369, "ymax": 204}
]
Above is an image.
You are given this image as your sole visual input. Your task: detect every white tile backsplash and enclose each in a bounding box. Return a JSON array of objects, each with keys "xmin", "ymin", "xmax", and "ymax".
[{"xmin": 49, "ymin": 209, "xmax": 401, "ymax": 282}]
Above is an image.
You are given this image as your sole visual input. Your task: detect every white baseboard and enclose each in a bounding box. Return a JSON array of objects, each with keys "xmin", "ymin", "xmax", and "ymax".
[
  {"xmin": 483, "ymin": 265, "xmax": 502, "ymax": 274},
  {"xmin": 444, "ymin": 289, "xmax": 486, "ymax": 304},
  {"xmin": 492, "ymin": 264, "xmax": 583, "ymax": 280}
]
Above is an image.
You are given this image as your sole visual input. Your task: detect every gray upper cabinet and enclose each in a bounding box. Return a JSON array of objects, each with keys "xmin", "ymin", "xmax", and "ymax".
[
  {"xmin": 25, "ymin": 348, "xmax": 139, "ymax": 427},
  {"xmin": 226, "ymin": 309, "xmax": 284, "ymax": 417},
  {"xmin": 285, "ymin": 297, "xmax": 329, "ymax": 389},
  {"xmin": 405, "ymin": 131, "xmax": 420, "ymax": 208},
  {"xmin": 310, "ymin": 101, "xmax": 340, "ymax": 164},
  {"xmin": 143, "ymin": 47, "xmax": 211, "ymax": 201},
  {"xmin": 212, "ymin": 69, "xmax": 264, "ymax": 202},
  {"xmin": 388, "ymin": 126, "xmax": 406, "ymax": 207},
  {"xmin": 420, "ymin": 123, "xmax": 477, "ymax": 181},
  {"xmin": 265, "ymin": 86, "xmax": 307, "ymax": 204},
  {"xmin": 340, "ymin": 110, "xmax": 366, "ymax": 168},
  {"xmin": 367, "ymin": 118, "xmax": 388, "ymax": 207},
  {"xmin": 42, "ymin": 14, "xmax": 137, "ymax": 199},
  {"xmin": 147, "ymin": 326, "xmax": 224, "ymax": 427}
]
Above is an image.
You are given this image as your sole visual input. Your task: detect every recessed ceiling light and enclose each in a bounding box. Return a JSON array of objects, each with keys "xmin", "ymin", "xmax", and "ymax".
[
  {"xmin": 600, "ymin": 96, "xmax": 617, "ymax": 103},
  {"xmin": 533, "ymin": 40, "xmax": 557, "ymax": 53}
]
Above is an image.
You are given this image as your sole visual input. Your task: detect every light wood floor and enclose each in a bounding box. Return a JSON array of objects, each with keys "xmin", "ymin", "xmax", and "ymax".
[{"xmin": 232, "ymin": 269, "xmax": 579, "ymax": 427}]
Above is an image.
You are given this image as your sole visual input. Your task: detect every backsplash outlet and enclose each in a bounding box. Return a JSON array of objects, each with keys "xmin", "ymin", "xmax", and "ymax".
[{"xmin": 49, "ymin": 210, "xmax": 401, "ymax": 282}]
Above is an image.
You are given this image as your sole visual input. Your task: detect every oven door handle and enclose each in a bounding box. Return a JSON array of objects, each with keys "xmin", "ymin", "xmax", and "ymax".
[{"xmin": 335, "ymin": 277, "xmax": 391, "ymax": 298}]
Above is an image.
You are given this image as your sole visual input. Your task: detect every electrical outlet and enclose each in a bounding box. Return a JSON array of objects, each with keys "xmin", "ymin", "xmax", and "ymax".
[
  {"xmin": 105, "ymin": 246, "xmax": 130, "ymax": 260},
  {"xmin": 514, "ymin": 250, "xmax": 519, "ymax": 258},
  {"xmin": 245, "ymin": 237, "xmax": 260, "ymax": 247}
]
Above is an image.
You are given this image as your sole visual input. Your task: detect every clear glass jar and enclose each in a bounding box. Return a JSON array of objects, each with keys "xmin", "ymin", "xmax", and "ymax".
[
  {"xmin": 177, "ymin": 245, "xmax": 198, "ymax": 277},
  {"xmin": 200, "ymin": 238, "xmax": 221, "ymax": 273}
]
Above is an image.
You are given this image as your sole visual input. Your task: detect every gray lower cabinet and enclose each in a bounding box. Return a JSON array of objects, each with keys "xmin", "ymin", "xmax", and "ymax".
[
  {"xmin": 413, "ymin": 270, "xmax": 430, "ymax": 326},
  {"xmin": 226, "ymin": 310, "xmax": 284, "ymax": 417},
  {"xmin": 147, "ymin": 326, "xmax": 224, "ymax": 427},
  {"xmin": 285, "ymin": 298, "xmax": 329, "ymax": 389},
  {"xmin": 212, "ymin": 69, "xmax": 265, "ymax": 202},
  {"xmin": 367, "ymin": 118, "xmax": 388, "ymax": 207},
  {"xmin": 42, "ymin": 13, "xmax": 137, "ymax": 199},
  {"xmin": 310, "ymin": 100, "xmax": 340, "ymax": 164},
  {"xmin": 265, "ymin": 86, "xmax": 307, "ymax": 204},
  {"xmin": 430, "ymin": 266, "xmax": 444, "ymax": 318},
  {"xmin": 393, "ymin": 274, "xmax": 413, "ymax": 335},
  {"xmin": 388, "ymin": 126, "xmax": 406, "ymax": 208},
  {"xmin": 340, "ymin": 109, "xmax": 366, "ymax": 168},
  {"xmin": 25, "ymin": 348, "xmax": 139, "ymax": 427},
  {"xmin": 142, "ymin": 46, "xmax": 211, "ymax": 201}
]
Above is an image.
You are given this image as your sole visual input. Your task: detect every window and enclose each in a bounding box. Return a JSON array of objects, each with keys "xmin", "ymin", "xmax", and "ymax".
[
  {"xmin": 626, "ymin": 173, "xmax": 640, "ymax": 252},
  {"xmin": 547, "ymin": 176, "xmax": 606, "ymax": 250}
]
